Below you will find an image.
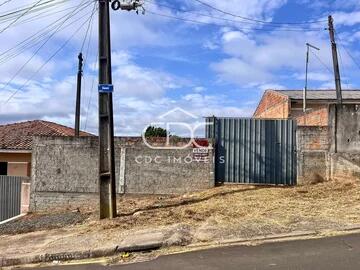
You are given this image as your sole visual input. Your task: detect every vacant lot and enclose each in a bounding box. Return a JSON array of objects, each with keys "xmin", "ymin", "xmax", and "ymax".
[{"xmin": 1, "ymin": 180, "xmax": 360, "ymax": 259}]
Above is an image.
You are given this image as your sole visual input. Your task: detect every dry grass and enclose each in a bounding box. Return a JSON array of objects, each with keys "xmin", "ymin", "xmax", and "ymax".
[
  {"xmin": 4, "ymin": 180, "xmax": 360, "ymax": 240},
  {"xmin": 2, "ymin": 180, "xmax": 360, "ymax": 260},
  {"xmin": 81, "ymin": 180, "xmax": 360, "ymax": 239}
]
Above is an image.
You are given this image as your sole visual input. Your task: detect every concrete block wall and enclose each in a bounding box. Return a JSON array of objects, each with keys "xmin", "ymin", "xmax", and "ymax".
[
  {"xmin": 329, "ymin": 153, "xmax": 360, "ymax": 181},
  {"xmin": 297, "ymin": 126, "xmax": 330, "ymax": 184},
  {"xmin": 30, "ymin": 136, "xmax": 214, "ymax": 212}
]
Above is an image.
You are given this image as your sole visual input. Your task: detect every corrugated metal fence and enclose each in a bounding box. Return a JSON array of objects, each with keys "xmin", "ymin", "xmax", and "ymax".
[
  {"xmin": 206, "ymin": 117, "xmax": 297, "ymax": 185},
  {"xmin": 0, "ymin": 176, "xmax": 22, "ymax": 222}
]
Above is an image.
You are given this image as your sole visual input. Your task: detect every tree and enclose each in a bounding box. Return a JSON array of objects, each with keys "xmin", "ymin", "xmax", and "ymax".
[{"xmin": 144, "ymin": 126, "xmax": 168, "ymax": 137}]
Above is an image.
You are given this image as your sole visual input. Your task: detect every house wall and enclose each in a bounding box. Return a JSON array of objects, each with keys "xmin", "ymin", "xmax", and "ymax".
[
  {"xmin": 253, "ymin": 91, "xmax": 290, "ymax": 119},
  {"xmin": 30, "ymin": 136, "xmax": 214, "ymax": 212},
  {"xmin": 290, "ymin": 103, "xmax": 329, "ymax": 126},
  {"xmin": 0, "ymin": 152, "xmax": 31, "ymax": 177},
  {"xmin": 297, "ymin": 105, "xmax": 360, "ymax": 184},
  {"xmin": 329, "ymin": 104, "xmax": 360, "ymax": 153}
]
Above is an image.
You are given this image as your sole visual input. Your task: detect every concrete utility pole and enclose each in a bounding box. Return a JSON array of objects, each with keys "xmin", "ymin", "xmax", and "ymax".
[
  {"xmin": 328, "ymin": 15, "xmax": 342, "ymax": 104},
  {"xmin": 98, "ymin": 0, "xmax": 116, "ymax": 219},
  {"xmin": 75, "ymin": 52, "xmax": 83, "ymax": 137},
  {"xmin": 98, "ymin": 0, "xmax": 144, "ymax": 219},
  {"xmin": 304, "ymin": 43, "xmax": 320, "ymax": 113},
  {"xmin": 328, "ymin": 15, "xmax": 342, "ymax": 154}
]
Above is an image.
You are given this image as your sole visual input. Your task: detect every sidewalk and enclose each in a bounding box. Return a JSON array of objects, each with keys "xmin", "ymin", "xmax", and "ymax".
[{"xmin": 1, "ymin": 180, "xmax": 360, "ymax": 267}]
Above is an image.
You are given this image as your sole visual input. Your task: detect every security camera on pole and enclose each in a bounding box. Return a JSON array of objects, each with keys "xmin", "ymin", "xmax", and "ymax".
[{"xmin": 98, "ymin": 0, "xmax": 144, "ymax": 219}]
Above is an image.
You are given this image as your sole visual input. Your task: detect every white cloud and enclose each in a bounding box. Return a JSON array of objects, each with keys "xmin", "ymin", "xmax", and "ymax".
[
  {"xmin": 293, "ymin": 72, "xmax": 332, "ymax": 81},
  {"xmin": 332, "ymin": 11, "xmax": 360, "ymax": 26},
  {"xmin": 211, "ymin": 58, "xmax": 272, "ymax": 85}
]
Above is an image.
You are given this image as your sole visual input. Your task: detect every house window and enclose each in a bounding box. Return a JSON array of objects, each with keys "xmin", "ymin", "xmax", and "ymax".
[{"xmin": 0, "ymin": 162, "xmax": 7, "ymax": 175}]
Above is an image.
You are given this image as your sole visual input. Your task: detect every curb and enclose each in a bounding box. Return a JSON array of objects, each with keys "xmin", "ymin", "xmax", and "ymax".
[
  {"xmin": 188, "ymin": 225, "xmax": 360, "ymax": 250},
  {"xmin": 2, "ymin": 225, "xmax": 360, "ymax": 267},
  {"xmin": 0, "ymin": 214, "xmax": 26, "ymax": 226},
  {"xmin": 0, "ymin": 242, "xmax": 162, "ymax": 268}
]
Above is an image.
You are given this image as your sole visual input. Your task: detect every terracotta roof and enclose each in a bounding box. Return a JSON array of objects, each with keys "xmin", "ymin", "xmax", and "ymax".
[
  {"xmin": 0, "ymin": 120, "xmax": 93, "ymax": 151},
  {"xmin": 273, "ymin": 90, "xmax": 360, "ymax": 100}
]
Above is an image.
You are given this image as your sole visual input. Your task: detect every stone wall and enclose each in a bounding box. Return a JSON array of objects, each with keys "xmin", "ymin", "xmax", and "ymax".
[{"xmin": 30, "ymin": 136, "xmax": 214, "ymax": 212}]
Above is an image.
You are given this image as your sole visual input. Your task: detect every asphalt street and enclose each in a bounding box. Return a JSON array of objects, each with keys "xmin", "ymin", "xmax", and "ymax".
[{"xmin": 33, "ymin": 233, "xmax": 360, "ymax": 270}]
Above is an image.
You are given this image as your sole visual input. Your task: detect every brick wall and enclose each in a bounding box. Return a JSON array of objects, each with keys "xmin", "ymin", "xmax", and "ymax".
[
  {"xmin": 30, "ymin": 136, "xmax": 214, "ymax": 212},
  {"xmin": 253, "ymin": 91, "xmax": 330, "ymax": 126},
  {"xmin": 253, "ymin": 90, "xmax": 290, "ymax": 119},
  {"xmin": 291, "ymin": 103, "xmax": 329, "ymax": 126}
]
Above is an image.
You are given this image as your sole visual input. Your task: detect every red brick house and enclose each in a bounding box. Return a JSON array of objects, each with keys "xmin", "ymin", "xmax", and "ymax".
[
  {"xmin": 0, "ymin": 120, "xmax": 91, "ymax": 177},
  {"xmin": 253, "ymin": 90, "xmax": 360, "ymax": 126}
]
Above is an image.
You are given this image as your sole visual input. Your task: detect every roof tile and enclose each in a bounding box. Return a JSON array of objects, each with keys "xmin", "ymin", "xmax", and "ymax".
[{"xmin": 0, "ymin": 120, "xmax": 93, "ymax": 150}]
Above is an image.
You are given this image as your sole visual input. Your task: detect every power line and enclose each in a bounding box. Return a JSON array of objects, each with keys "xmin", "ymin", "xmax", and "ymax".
[
  {"xmin": 15, "ymin": 1, "xmax": 90, "ymax": 25},
  {"xmin": 191, "ymin": 0, "xmax": 327, "ymax": 25},
  {"xmin": 0, "ymin": 0, "xmax": 44, "ymax": 34},
  {"xmin": 334, "ymin": 32, "xmax": 351, "ymax": 89},
  {"xmin": 83, "ymin": 5, "xmax": 98, "ymax": 131},
  {"xmin": 0, "ymin": 2, "xmax": 92, "ymax": 65},
  {"xmin": 334, "ymin": 33, "xmax": 360, "ymax": 73},
  {"xmin": 144, "ymin": 0, "xmax": 323, "ymax": 30},
  {"xmin": 80, "ymin": 2, "xmax": 97, "ymax": 52},
  {"xmin": 0, "ymin": 0, "xmax": 68, "ymax": 19},
  {"xmin": 0, "ymin": 0, "xmax": 80, "ymax": 26},
  {"xmin": 3, "ymin": 8, "xmax": 97, "ymax": 105},
  {"xmin": 309, "ymin": 50, "xmax": 333, "ymax": 75},
  {"xmin": 0, "ymin": 0, "xmax": 92, "ymax": 93},
  {"xmin": 0, "ymin": 0, "xmax": 13, "ymax": 8},
  {"xmin": 147, "ymin": 10, "xmax": 323, "ymax": 32},
  {"xmin": 80, "ymin": 2, "xmax": 97, "ymax": 130}
]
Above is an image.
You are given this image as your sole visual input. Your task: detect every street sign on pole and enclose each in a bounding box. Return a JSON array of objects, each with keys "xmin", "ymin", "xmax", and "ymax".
[{"xmin": 98, "ymin": 84, "xmax": 114, "ymax": 93}]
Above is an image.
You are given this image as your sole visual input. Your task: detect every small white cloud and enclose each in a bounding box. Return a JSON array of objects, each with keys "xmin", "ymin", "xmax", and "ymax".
[{"xmin": 193, "ymin": 86, "xmax": 206, "ymax": 93}]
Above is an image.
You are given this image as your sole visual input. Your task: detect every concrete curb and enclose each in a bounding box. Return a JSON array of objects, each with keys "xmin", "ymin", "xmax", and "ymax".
[
  {"xmin": 2, "ymin": 225, "xmax": 360, "ymax": 268},
  {"xmin": 0, "ymin": 214, "xmax": 26, "ymax": 226},
  {"xmin": 189, "ymin": 225, "xmax": 360, "ymax": 250},
  {"xmin": 0, "ymin": 242, "xmax": 163, "ymax": 268}
]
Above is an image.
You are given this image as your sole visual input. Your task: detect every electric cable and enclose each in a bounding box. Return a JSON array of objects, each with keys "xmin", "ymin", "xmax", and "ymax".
[
  {"xmin": 144, "ymin": 0, "xmax": 324, "ymax": 30},
  {"xmin": 191, "ymin": 0, "xmax": 327, "ymax": 25},
  {"xmin": 0, "ymin": 0, "xmax": 91, "ymax": 93},
  {"xmin": 3, "ymin": 8, "xmax": 97, "ymax": 105},
  {"xmin": 0, "ymin": 0, "xmax": 45, "ymax": 34},
  {"xmin": 147, "ymin": 10, "xmax": 324, "ymax": 32}
]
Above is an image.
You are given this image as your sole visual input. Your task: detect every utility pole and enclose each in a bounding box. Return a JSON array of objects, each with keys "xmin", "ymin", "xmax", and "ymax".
[
  {"xmin": 98, "ymin": 0, "xmax": 116, "ymax": 219},
  {"xmin": 304, "ymin": 43, "xmax": 320, "ymax": 113},
  {"xmin": 328, "ymin": 15, "xmax": 342, "ymax": 153},
  {"xmin": 328, "ymin": 15, "xmax": 342, "ymax": 104},
  {"xmin": 98, "ymin": 0, "xmax": 144, "ymax": 219},
  {"xmin": 75, "ymin": 52, "xmax": 83, "ymax": 137}
]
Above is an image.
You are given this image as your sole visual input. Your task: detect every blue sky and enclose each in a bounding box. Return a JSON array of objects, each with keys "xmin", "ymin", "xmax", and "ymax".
[{"xmin": 0, "ymin": 0, "xmax": 359, "ymax": 135}]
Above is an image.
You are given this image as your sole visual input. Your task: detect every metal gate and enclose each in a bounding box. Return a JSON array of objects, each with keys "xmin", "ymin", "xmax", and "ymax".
[
  {"xmin": 206, "ymin": 117, "xmax": 297, "ymax": 185},
  {"xmin": 0, "ymin": 176, "xmax": 22, "ymax": 222}
]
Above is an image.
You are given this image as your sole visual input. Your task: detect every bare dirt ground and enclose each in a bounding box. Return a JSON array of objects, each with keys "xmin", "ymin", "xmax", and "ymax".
[{"xmin": 1, "ymin": 180, "xmax": 360, "ymax": 260}]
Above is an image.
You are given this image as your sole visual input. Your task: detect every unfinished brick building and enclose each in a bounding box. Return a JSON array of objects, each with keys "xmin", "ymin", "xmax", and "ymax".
[
  {"xmin": 253, "ymin": 90, "xmax": 360, "ymax": 126},
  {"xmin": 254, "ymin": 90, "xmax": 360, "ymax": 184}
]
